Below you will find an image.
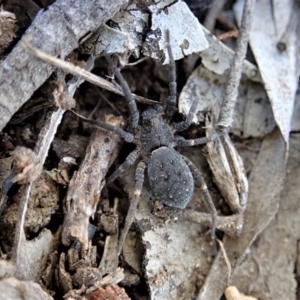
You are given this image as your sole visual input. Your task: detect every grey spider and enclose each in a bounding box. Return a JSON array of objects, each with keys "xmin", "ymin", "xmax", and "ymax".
[{"xmin": 83, "ymin": 30, "xmax": 218, "ymax": 255}]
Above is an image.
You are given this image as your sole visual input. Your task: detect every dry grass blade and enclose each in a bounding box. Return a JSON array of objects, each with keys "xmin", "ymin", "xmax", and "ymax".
[
  {"xmin": 217, "ymin": 239, "xmax": 232, "ymax": 286},
  {"xmin": 13, "ymin": 109, "xmax": 65, "ymax": 279},
  {"xmin": 217, "ymin": 239, "xmax": 258, "ymax": 299}
]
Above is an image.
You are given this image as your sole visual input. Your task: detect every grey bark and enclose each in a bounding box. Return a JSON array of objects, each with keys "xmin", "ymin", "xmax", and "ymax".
[{"xmin": 0, "ymin": 0, "xmax": 128, "ymax": 131}]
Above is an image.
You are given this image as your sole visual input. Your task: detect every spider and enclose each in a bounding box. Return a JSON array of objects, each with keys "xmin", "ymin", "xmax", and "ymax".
[{"xmin": 83, "ymin": 30, "xmax": 218, "ymax": 255}]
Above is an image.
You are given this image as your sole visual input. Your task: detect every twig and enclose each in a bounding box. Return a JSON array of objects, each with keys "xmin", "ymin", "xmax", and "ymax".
[
  {"xmin": 203, "ymin": 0, "xmax": 226, "ymax": 32},
  {"xmin": 217, "ymin": 0, "xmax": 256, "ymax": 129},
  {"xmin": 24, "ymin": 39, "xmax": 158, "ymax": 106},
  {"xmin": 88, "ymin": 99, "xmax": 102, "ymax": 119},
  {"xmin": 126, "ymin": 57, "xmax": 149, "ymax": 66},
  {"xmin": 218, "ymin": 30, "xmax": 239, "ymax": 41},
  {"xmin": 96, "ymin": 88, "xmax": 124, "ymax": 116},
  {"xmin": 85, "ymin": 267, "xmax": 124, "ymax": 295}
]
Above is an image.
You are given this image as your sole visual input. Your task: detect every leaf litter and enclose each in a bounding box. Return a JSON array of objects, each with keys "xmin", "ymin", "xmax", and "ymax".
[{"xmin": 0, "ymin": 0, "xmax": 299, "ymax": 299}]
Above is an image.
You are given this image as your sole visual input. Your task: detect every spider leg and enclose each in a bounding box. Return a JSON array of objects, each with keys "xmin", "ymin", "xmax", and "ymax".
[
  {"xmin": 106, "ymin": 150, "xmax": 140, "ymax": 185},
  {"xmin": 180, "ymin": 210, "xmax": 243, "ymax": 237},
  {"xmin": 165, "ymin": 29, "xmax": 177, "ymax": 118},
  {"xmin": 175, "ymin": 133, "xmax": 220, "ymax": 147},
  {"xmin": 153, "ymin": 205, "xmax": 243, "ymax": 237},
  {"xmin": 172, "ymin": 96, "xmax": 198, "ymax": 131},
  {"xmin": 117, "ymin": 161, "xmax": 146, "ymax": 256},
  {"xmin": 73, "ymin": 112, "xmax": 134, "ymax": 142},
  {"xmin": 105, "ymin": 53, "xmax": 139, "ymax": 128},
  {"xmin": 181, "ymin": 155, "xmax": 217, "ymax": 252}
]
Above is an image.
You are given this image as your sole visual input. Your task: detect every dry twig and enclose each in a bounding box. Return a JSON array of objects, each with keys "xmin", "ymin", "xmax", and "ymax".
[
  {"xmin": 217, "ymin": 0, "xmax": 256, "ymax": 129},
  {"xmin": 203, "ymin": 0, "xmax": 226, "ymax": 32},
  {"xmin": 24, "ymin": 40, "xmax": 158, "ymax": 106}
]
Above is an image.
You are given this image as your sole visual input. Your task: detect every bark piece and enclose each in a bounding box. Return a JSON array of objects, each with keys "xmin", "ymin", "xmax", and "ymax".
[
  {"xmin": 143, "ymin": 0, "xmax": 208, "ymax": 63},
  {"xmin": 111, "ymin": 1, "xmax": 149, "ymax": 59},
  {"xmin": 229, "ymin": 136, "xmax": 300, "ymax": 299},
  {"xmin": 0, "ymin": 9, "xmax": 17, "ymax": 55},
  {"xmin": 12, "ymin": 229, "xmax": 56, "ymax": 282},
  {"xmin": 0, "ymin": 260, "xmax": 16, "ymax": 279},
  {"xmin": 0, "ymin": 277, "xmax": 53, "ymax": 300},
  {"xmin": 0, "ymin": 0, "xmax": 128, "ymax": 131},
  {"xmin": 200, "ymin": 25, "xmax": 261, "ymax": 82},
  {"xmin": 234, "ymin": 0, "xmax": 299, "ymax": 142},
  {"xmin": 62, "ymin": 115, "xmax": 124, "ymax": 253},
  {"xmin": 98, "ymin": 198, "xmax": 119, "ymax": 275},
  {"xmin": 179, "ymin": 66, "xmax": 275, "ymax": 137}
]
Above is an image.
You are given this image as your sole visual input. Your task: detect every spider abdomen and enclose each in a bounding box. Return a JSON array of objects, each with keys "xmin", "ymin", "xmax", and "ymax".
[{"xmin": 147, "ymin": 147, "xmax": 194, "ymax": 209}]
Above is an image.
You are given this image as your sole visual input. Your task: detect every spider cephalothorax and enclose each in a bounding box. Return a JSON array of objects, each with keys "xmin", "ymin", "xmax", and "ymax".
[{"xmin": 139, "ymin": 106, "xmax": 174, "ymax": 155}]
